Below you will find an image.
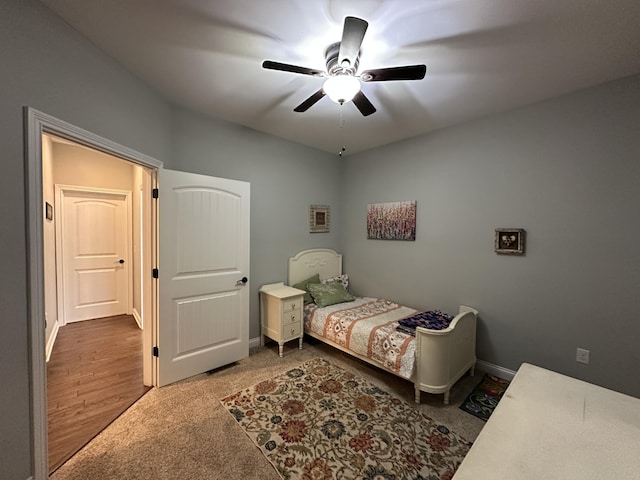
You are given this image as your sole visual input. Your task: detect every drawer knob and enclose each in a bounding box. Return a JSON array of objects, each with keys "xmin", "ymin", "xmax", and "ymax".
[
  {"xmin": 291, "ymin": 328, "xmax": 295, "ymax": 335},
  {"xmin": 291, "ymin": 303, "xmax": 296, "ymax": 309}
]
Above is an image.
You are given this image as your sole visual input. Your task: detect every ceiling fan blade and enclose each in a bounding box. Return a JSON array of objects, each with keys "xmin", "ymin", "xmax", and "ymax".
[
  {"xmin": 338, "ymin": 16, "xmax": 368, "ymax": 69},
  {"xmin": 262, "ymin": 60, "xmax": 325, "ymax": 77},
  {"xmin": 352, "ymin": 91, "xmax": 376, "ymax": 116},
  {"xmin": 294, "ymin": 89, "xmax": 326, "ymax": 112},
  {"xmin": 360, "ymin": 65, "xmax": 427, "ymax": 82}
]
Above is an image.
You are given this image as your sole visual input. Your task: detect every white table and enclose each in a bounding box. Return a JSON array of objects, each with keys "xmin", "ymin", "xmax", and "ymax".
[{"xmin": 454, "ymin": 363, "xmax": 640, "ymax": 479}]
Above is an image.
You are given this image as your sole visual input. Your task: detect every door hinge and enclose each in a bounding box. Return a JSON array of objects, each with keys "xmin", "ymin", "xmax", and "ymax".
[
  {"xmin": 152, "ymin": 188, "xmax": 159, "ymax": 199},
  {"xmin": 152, "ymin": 268, "xmax": 159, "ymax": 278},
  {"xmin": 153, "ymin": 346, "xmax": 159, "ymax": 357}
]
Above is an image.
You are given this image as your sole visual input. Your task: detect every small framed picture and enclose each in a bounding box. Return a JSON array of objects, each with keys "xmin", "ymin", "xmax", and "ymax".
[
  {"xmin": 495, "ymin": 228, "xmax": 525, "ymax": 255},
  {"xmin": 45, "ymin": 202, "xmax": 53, "ymax": 221},
  {"xmin": 309, "ymin": 205, "xmax": 330, "ymax": 233}
]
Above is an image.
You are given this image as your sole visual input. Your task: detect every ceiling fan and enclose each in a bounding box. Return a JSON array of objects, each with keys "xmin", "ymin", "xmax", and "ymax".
[{"xmin": 262, "ymin": 16, "xmax": 426, "ymax": 116}]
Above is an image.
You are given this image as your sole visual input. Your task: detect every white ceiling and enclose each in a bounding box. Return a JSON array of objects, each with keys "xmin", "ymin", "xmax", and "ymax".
[{"xmin": 40, "ymin": 0, "xmax": 640, "ymax": 156}]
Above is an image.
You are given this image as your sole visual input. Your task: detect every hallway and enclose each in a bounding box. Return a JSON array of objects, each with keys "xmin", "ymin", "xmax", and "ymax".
[{"xmin": 47, "ymin": 315, "xmax": 150, "ymax": 473}]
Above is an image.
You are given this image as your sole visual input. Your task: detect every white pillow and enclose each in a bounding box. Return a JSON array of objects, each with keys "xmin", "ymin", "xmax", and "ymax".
[{"xmin": 321, "ymin": 274, "xmax": 349, "ymax": 290}]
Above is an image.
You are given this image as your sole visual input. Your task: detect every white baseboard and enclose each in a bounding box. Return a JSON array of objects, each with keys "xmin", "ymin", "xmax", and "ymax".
[
  {"xmin": 249, "ymin": 336, "xmax": 261, "ymax": 349},
  {"xmin": 132, "ymin": 308, "xmax": 143, "ymax": 329},
  {"xmin": 45, "ymin": 320, "xmax": 60, "ymax": 363},
  {"xmin": 476, "ymin": 359, "xmax": 517, "ymax": 381}
]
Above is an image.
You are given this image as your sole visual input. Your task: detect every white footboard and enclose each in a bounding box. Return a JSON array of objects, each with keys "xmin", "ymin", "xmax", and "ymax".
[{"xmin": 414, "ymin": 306, "xmax": 477, "ymax": 404}]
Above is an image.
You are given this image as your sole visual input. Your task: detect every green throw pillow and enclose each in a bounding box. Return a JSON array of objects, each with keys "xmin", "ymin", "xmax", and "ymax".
[
  {"xmin": 307, "ymin": 281, "xmax": 355, "ymax": 308},
  {"xmin": 292, "ymin": 273, "xmax": 321, "ymax": 304}
]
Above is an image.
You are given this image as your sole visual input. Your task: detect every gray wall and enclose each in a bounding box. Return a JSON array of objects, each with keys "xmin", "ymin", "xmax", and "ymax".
[
  {"xmin": 341, "ymin": 74, "xmax": 640, "ymax": 398},
  {"xmin": 1, "ymin": 1, "xmax": 171, "ymax": 478},
  {"xmin": 168, "ymin": 108, "xmax": 342, "ymax": 338},
  {"xmin": 0, "ymin": 1, "xmax": 338, "ymax": 478},
  {"xmin": 2, "ymin": 0, "xmax": 639, "ymax": 478}
]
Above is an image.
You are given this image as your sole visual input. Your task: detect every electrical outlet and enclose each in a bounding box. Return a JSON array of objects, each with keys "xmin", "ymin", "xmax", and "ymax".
[{"xmin": 576, "ymin": 348, "xmax": 590, "ymax": 364}]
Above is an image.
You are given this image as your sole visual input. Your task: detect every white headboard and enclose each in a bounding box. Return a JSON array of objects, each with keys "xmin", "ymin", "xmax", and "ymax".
[{"xmin": 288, "ymin": 248, "xmax": 343, "ymax": 285}]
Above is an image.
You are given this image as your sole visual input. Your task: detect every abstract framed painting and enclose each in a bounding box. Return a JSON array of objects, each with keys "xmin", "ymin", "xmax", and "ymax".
[{"xmin": 367, "ymin": 200, "xmax": 416, "ymax": 241}]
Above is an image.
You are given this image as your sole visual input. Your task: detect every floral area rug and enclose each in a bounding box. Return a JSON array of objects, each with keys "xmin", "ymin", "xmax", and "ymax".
[
  {"xmin": 221, "ymin": 358, "xmax": 471, "ymax": 480},
  {"xmin": 459, "ymin": 373, "xmax": 510, "ymax": 421}
]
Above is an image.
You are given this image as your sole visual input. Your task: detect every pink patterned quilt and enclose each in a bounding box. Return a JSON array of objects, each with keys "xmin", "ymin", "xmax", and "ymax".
[{"xmin": 304, "ymin": 297, "xmax": 418, "ymax": 379}]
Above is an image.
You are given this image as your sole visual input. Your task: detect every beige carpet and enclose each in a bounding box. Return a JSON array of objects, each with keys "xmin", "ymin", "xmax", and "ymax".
[{"xmin": 52, "ymin": 340, "xmax": 485, "ymax": 480}]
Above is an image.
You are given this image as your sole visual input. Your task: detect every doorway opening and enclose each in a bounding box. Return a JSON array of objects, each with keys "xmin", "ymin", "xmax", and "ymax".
[
  {"xmin": 26, "ymin": 108, "xmax": 162, "ymax": 479},
  {"xmin": 26, "ymin": 108, "xmax": 251, "ymax": 479},
  {"xmin": 42, "ymin": 133, "xmax": 154, "ymax": 473}
]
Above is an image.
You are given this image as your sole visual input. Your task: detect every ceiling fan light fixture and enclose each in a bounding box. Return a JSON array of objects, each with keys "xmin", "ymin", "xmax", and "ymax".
[
  {"xmin": 323, "ymin": 74, "xmax": 360, "ymax": 104},
  {"xmin": 262, "ymin": 16, "xmax": 425, "ymax": 115}
]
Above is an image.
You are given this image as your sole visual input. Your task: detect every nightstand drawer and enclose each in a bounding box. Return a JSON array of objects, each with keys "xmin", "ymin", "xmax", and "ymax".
[
  {"xmin": 283, "ymin": 298, "xmax": 301, "ymax": 313},
  {"xmin": 282, "ymin": 309, "xmax": 301, "ymax": 326},
  {"xmin": 283, "ymin": 322, "xmax": 302, "ymax": 340}
]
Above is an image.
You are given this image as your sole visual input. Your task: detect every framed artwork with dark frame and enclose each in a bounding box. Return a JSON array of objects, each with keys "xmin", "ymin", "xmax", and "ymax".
[
  {"xmin": 309, "ymin": 205, "xmax": 330, "ymax": 233},
  {"xmin": 45, "ymin": 202, "xmax": 53, "ymax": 221},
  {"xmin": 495, "ymin": 228, "xmax": 525, "ymax": 255}
]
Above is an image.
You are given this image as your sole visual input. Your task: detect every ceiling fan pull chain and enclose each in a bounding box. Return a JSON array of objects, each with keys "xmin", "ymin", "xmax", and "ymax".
[{"xmin": 338, "ymin": 105, "xmax": 347, "ymax": 157}]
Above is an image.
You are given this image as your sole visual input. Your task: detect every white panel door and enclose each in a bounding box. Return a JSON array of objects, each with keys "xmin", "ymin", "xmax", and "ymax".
[
  {"xmin": 158, "ymin": 169, "xmax": 250, "ymax": 386},
  {"xmin": 59, "ymin": 187, "xmax": 131, "ymax": 323}
]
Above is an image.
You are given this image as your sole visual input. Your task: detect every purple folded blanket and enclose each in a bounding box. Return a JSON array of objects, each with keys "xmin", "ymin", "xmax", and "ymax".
[{"xmin": 396, "ymin": 310, "xmax": 453, "ymax": 336}]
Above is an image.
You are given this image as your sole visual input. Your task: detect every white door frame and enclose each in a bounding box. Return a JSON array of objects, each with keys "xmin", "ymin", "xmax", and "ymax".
[
  {"xmin": 25, "ymin": 107, "xmax": 162, "ymax": 480},
  {"xmin": 55, "ymin": 184, "xmax": 133, "ymax": 325}
]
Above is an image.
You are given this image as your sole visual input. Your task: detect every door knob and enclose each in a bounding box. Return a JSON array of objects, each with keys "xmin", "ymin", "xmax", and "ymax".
[{"xmin": 236, "ymin": 276, "xmax": 248, "ymax": 286}]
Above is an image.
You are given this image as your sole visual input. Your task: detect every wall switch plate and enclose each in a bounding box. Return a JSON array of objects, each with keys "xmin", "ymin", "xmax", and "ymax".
[{"xmin": 576, "ymin": 348, "xmax": 590, "ymax": 364}]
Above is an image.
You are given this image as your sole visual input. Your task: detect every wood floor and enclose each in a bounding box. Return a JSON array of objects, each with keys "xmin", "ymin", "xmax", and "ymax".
[{"xmin": 47, "ymin": 314, "xmax": 150, "ymax": 474}]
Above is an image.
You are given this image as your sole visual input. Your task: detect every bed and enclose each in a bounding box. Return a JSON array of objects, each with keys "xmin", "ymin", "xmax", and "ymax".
[{"xmin": 288, "ymin": 248, "xmax": 478, "ymax": 404}]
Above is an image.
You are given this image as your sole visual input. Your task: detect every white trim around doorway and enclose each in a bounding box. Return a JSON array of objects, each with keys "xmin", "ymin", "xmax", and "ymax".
[{"xmin": 25, "ymin": 107, "xmax": 162, "ymax": 480}]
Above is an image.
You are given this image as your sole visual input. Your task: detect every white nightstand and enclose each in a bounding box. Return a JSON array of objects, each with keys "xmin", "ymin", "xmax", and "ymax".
[{"xmin": 259, "ymin": 283, "xmax": 306, "ymax": 357}]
